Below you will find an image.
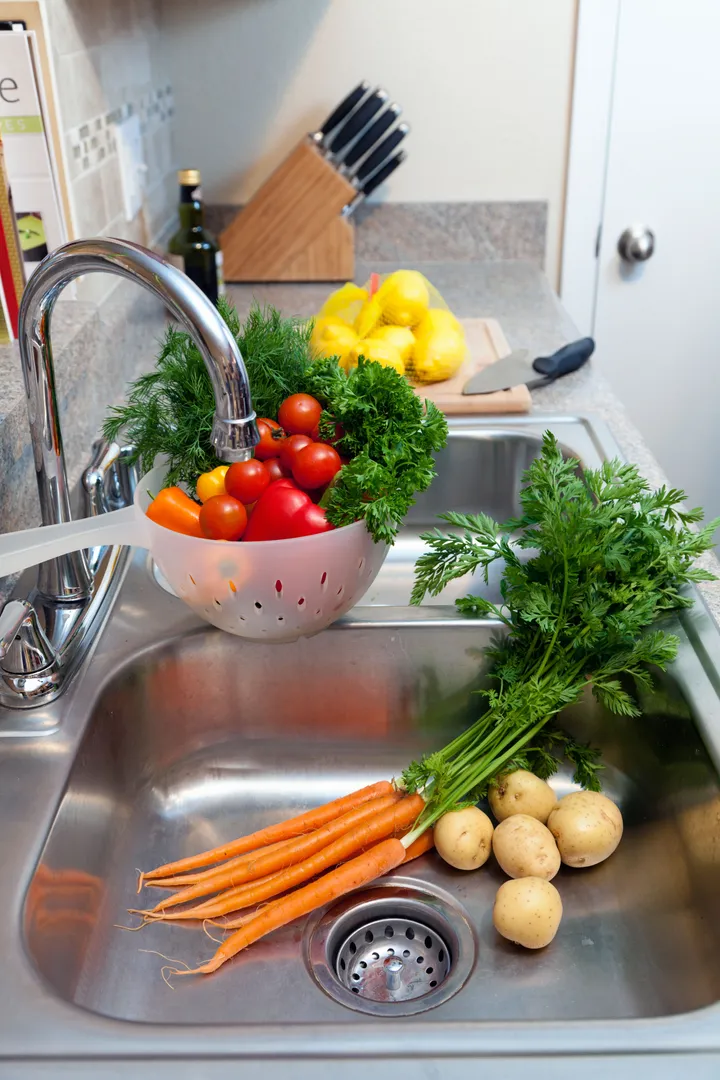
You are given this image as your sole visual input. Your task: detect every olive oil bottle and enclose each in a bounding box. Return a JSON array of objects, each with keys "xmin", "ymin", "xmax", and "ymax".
[{"xmin": 168, "ymin": 169, "xmax": 225, "ymax": 303}]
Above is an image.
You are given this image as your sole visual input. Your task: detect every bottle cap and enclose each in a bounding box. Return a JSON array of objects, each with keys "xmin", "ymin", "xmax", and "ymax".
[{"xmin": 178, "ymin": 168, "xmax": 201, "ymax": 186}]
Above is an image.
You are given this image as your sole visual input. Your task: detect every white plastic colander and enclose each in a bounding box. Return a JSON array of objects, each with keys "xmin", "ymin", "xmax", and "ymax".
[{"xmin": 0, "ymin": 465, "xmax": 388, "ymax": 642}]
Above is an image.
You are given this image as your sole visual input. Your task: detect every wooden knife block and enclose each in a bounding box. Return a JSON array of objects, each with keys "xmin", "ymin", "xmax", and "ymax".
[{"xmin": 220, "ymin": 140, "xmax": 357, "ymax": 283}]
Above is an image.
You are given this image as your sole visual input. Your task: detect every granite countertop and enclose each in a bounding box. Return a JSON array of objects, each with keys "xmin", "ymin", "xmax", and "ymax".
[{"xmin": 1, "ymin": 259, "xmax": 717, "ymax": 619}]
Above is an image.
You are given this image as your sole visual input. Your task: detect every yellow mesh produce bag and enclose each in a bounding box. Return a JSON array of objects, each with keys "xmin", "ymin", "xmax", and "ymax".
[{"xmin": 310, "ymin": 270, "xmax": 467, "ymax": 384}]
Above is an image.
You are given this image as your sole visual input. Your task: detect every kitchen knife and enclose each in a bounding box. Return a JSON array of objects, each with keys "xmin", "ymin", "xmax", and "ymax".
[
  {"xmin": 353, "ymin": 123, "xmax": 410, "ymax": 185},
  {"xmin": 462, "ymin": 337, "xmax": 596, "ymax": 394},
  {"xmin": 310, "ymin": 82, "xmax": 370, "ymax": 145},
  {"xmin": 338, "ymin": 104, "xmax": 402, "ymax": 174},
  {"xmin": 341, "ymin": 151, "xmax": 406, "ymax": 218},
  {"xmin": 327, "ymin": 88, "xmax": 389, "ymax": 158}
]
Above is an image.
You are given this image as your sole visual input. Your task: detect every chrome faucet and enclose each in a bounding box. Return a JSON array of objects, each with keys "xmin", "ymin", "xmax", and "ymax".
[{"xmin": 1, "ymin": 237, "xmax": 258, "ymax": 708}]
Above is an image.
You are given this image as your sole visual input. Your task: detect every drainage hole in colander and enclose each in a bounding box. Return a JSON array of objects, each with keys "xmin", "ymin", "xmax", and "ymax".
[
  {"xmin": 320, "ymin": 572, "xmax": 327, "ymax": 588},
  {"xmin": 298, "ymin": 597, "xmax": 305, "ymax": 607},
  {"xmin": 188, "ymin": 574, "xmax": 196, "ymax": 586},
  {"xmin": 336, "ymin": 586, "xmax": 343, "ymax": 596},
  {"xmin": 229, "ymin": 580, "xmax": 237, "ymax": 594},
  {"xmin": 275, "ymin": 580, "xmax": 283, "ymax": 595},
  {"xmin": 358, "ymin": 558, "xmax": 365, "ymax": 571},
  {"xmin": 214, "ymin": 599, "xmax": 222, "ymax": 608},
  {"xmin": 315, "ymin": 609, "xmax": 321, "ymax": 616},
  {"xmin": 277, "ymin": 616, "xmax": 284, "ymax": 622},
  {"xmin": 254, "ymin": 601, "xmax": 262, "ymax": 610}
]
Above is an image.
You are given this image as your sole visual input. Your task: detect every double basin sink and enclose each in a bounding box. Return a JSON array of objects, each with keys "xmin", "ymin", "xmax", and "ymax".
[{"xmin": 4, "ymin": 415, "xmax": 720, "ymax": 1071}]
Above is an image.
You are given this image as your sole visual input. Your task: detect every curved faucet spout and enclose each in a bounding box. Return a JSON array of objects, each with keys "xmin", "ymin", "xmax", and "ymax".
[{"xmin": 18, "ymin": 238, "xmax": 259, "ymax": 601}]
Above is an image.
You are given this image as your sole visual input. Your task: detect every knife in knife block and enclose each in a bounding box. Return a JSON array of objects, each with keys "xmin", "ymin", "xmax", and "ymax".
[{"xmin": 220, "ymin": 141, "xmax": 357, "ymax": 282}]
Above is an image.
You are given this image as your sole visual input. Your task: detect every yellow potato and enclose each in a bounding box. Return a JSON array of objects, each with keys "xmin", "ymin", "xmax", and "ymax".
[
  {"xmin": 547, "ymin": 791, "xmax": 623, "ymax": 868},
  {"xmin": 493, "ymin": 877, "xmax": 563, "ymax": 949},
  {"xmin": 492, "ymin": 814, "xmax": 560, "ymax": 880},
  {"xmin": 434, "ymin": 806, "xmax": 494, "ymax": 870},
  {"xmin": 489, "ymin": 770, "xmax": 557, "ymax": 824}
]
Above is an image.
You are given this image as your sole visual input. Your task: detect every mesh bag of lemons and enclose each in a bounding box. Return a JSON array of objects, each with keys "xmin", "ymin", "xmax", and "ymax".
[{"xmin": 310, "ymin": 270, "xmax": 466, "ymax": 384}]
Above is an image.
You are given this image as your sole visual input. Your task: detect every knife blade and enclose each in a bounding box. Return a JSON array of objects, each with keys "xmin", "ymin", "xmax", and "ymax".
[
  {"xmin": 327, "ymin": 88, "xmax": 389, "ymax": 159},
  {"xmin": 310, "ymin": 82, "xmax": 370, "ymax": 146},
  {"xmin": 353, "ymin": 123, "xmax": 410, "ymax": 185},
  {"xmin": 341, "ymin": 151, "xmax": 406, "ymax": 218},
  {"xmin": 462, "ymin": 338, "xmax": 595, "ymax": 394},
  {"xmin": 338, "ymin": 104, "xmax": 402, "ymax": 174}
]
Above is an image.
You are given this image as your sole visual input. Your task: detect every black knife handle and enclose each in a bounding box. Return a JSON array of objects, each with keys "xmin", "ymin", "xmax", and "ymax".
[
  {"xmin": 329, "ymin": 89, "xmax": 388, "ymax": 155},
  {"xmin": 355, "ymin": 124, "xmax": 410, "ymax": 183},
  {"xmin": 532, "ymin": 337, "xmax": 595, "ymax": 380},
  {"xmin": 315, "ymin": 82, "xmax": 369, "ymax": 139},
  {"xmin": 342, "ymin": 104, "xmax": 401, "ymax": 169},
  {"xmin": 359, "ymin": 151, "xmax": 405, "ymax": 198}
]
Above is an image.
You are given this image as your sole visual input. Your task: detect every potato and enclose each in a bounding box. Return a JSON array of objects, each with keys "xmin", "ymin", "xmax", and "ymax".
[
  {"xmin": 547, "ymin": 790, "xmax": 623, "ymax": 868},
  {"xmin": 434, "ymin": 806, "xmax": 494, "ymax": 870},
  {"xmin": 492, "ymin": 814, "xmax": 560, "ymax": 880},
  {"xmin": 489, "ymin": 770, "xmax": 557, "ymax": 824},
  {"xmin": 493, "ymin": 877, "xmax": 563, "ymax": 949}
]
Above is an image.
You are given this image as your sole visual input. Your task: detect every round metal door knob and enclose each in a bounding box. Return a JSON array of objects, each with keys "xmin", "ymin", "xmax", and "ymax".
[{"xmin": 617, "ymin": 225, "xmax": 655, "ymax": 262}]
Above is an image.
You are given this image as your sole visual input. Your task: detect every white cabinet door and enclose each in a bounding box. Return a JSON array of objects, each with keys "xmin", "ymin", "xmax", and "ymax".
[{"xmin": 594, "ymin": 0, "xmax": 720, "ymax": 518}]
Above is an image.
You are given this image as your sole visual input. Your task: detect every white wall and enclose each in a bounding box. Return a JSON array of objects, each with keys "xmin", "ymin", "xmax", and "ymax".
[{"xmin": 160, "ymin": 0, "xmax": 577, "ymax": 283}]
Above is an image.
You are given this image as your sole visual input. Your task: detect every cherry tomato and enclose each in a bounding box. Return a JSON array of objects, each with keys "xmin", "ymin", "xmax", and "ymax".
[
  {"xmin": 225, "ymin": 459, "xmax": 270, "ymax": 504},
  {"xmin": 263, "ymin": 458, "xmax": 288, "ymax": 483},
  {"xmin": 279, "ymin": 433, "xmax": 313, "ymax": 472},
  {"xmin": 199, "ymin": 494, "xmax": 247, "ymax": 541},
  {"xmin": 292, "ymin": 443, "xmax": 342, "ymax": 490},
  {"xmin": 278, "ymin": 393, "xmax": 322, "ymax": 436},
  {"xmin": 254, "ymin": 418, "xmax": 286, "ymax": 460}
]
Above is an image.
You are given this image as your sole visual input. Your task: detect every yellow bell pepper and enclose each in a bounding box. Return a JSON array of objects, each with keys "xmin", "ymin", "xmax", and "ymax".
[{"xmin": 196, "ymin": 465, "xmax": 229, "ymax": 503}]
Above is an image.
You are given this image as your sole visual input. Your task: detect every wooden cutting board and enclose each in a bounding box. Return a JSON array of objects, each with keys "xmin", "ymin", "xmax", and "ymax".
[{"xmin": 413, "ymin": 317, "xmax": 531, "ymax": 414}]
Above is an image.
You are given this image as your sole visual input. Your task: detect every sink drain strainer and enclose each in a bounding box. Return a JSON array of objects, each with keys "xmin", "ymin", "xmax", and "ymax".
[
  {"xmin": 304, "ymin": 879, "xmax": 476, "ymax": 1016},
  {"xmin": 335, "ymin": 915, "xmax": 451, "ymax": 1003}
]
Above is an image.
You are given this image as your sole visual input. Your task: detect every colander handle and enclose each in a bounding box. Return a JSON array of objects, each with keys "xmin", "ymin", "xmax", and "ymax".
[{"xmin": 0, "ymin": 505, "xmax": 149, "ymax": 579}]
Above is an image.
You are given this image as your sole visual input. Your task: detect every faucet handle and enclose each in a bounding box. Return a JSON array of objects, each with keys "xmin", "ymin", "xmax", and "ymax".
[
  {"xmin": 82, "ymin": 439, "xmax": 140, "ymax": 517},
  {"xmin": 0, "ymin": 600, "xmax": 57, "ymax": 674}
]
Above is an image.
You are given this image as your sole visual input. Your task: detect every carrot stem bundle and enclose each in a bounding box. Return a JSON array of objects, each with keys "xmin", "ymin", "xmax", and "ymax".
[
  {"xmin": 150, "ymin": 792, "xmax": 401, "ymax": 913},
  {"xmin": 139, "ymin": 780, "xmax": 394, "ymax": 886},
  {"xmin": 170, "ymin": 837, "xmax": 408, "ymax": 976},
  {"xmin": 136, "ymin": 794, "xmax": 424, "ymax": 924}
]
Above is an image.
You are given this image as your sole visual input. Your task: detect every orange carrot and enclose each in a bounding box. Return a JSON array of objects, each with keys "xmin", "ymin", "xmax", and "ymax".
[
  {"xmin": 140, "ymin": 780, "xmax": 394, "ymax": 884},
  {"xmin": 401, "ymin": 830, "xmax": 434, "ymax": 863},
  {"xmin": 170, "ymin": 837, "xmax": 407, "ymax": 975},
  {"xmin": 144, "ymin": 839, "xmax": 294, "ymax": 889},
  {"xmin": 151, "ymin": 792, "xmax": 402, "ymax": 913},
  {"xmin": 137, "ymin": 795, "xmax": 424, "ymax": 924}
]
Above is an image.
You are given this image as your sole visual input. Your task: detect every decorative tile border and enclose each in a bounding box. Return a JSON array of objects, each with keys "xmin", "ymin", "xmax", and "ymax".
[{"xmin": 67, "ymin": 85, "xmax": 174, "ymax": 175}]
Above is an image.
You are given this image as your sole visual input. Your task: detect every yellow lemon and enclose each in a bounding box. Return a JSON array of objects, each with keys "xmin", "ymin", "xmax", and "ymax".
[
  {"xmin": 310, "ymin": 316, "xmax": 359, "ymax": 371},
  {"xmin": 348, "ymin": 338, "xmax": 405, "ymax": 375},
  {"xmin": 354, "ymin": 294, "xmax": 383, "ymax": 338},
  {"xmin": 371, "ymin": 324, "xmax": 416, "ymax": 365},
  {"xmin": 415, "ymin": 308, "xmax": 461, "ymax": 336},
  {"xmin": 412, "ymin": 327, "xmax": 466, "ymax": 383},
  {"xmin": 319, "ymin": 282, "xmax": 368, "ymax": 318},
  {"xmin": 376, "ymin": 270, "xmax": 429, "ymax": 327}
]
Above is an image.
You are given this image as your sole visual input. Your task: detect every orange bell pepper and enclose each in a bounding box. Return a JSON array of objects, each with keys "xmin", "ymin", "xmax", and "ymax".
[{"xmin": 146, "ymin": 487, "xmax": 203, "ymax": 537}]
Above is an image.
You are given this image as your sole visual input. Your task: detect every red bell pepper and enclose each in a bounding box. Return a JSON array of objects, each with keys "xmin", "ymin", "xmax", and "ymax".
[{"xmin": 243, "ymin": 479, "xmax": 334, "ymax": 541}]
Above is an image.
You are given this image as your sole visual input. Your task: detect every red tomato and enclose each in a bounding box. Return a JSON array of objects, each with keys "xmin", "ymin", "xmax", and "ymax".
[
  {"xmin": 253, "ymin": 418, "xmax": 286, "ymax": 460},
  {"xmin": 225, "ymin": 459, "xmax": 270, "ymax": 504},
  {"xmin": 199, "ymin": 494, "xmax": 247, "ymax": 541},
  {"xmin": 263, "ymin": 458, "xmax": 288, "ymax": 483},
  {"xmin": 278, "ymin": 393, "xmax": 322, "ymax": 435},
  {"xmin": 279, "ymin": 433, "xmax": 313, "ymax": 472},
  {"xmin": 292, "ymin": 443, "xmax": 342, "ymax": 490}
]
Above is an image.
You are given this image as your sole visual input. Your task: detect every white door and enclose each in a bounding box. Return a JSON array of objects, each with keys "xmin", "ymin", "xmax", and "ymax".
[{"xmin": 571, "ymin": 0, "xmax": 720, "ymax": 520}]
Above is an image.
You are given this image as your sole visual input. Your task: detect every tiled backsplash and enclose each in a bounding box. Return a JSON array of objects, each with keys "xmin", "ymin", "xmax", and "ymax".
[{"xmin": 42, "ymin": 0, "xmax": 177, "ymax": 303}]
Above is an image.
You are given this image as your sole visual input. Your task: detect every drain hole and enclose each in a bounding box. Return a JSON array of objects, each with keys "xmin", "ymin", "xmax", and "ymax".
[
  {"xmin": 430, "ymin": 980, "xmax": 437, "ymax": 988},
  {"xmin": 424, "ymin": 936, "xmax": 433, "ymax": 949},
  {"xmin": 416, "ymin": 956, "xmax": 425, "ymax": 964},
  {"xmin": 352, "ymin": 987, "xmax": 359, "ymax": 994},
  {"xmin": 349, "ymin": 942, "xmax": 356, "ymax": 955},
  {"xmin": 364, "ymin": 930, "xmax": 374, "ymax": 943},
  {"xmin": 359, "ymin": 961, "xmax": 367, "ymax": 969},
  {"xmin": 387, "ymin": 947, "xmax": 395, "ymax": 955},
  {"xmin": 385, "ymin": 926, "xmax": 394, "ymax": 937},
  {"xmin": 438, "ymin": 948, "xmax": 445, "ymax": 963},
  {"xmin": 403, "ymin": 949, "xmax": 410, "ymax": 957},
  {"xmin": 254, "ymin": 601, "xmax": 262, "ymax": 610},
  {"xmin": 371, "ymin": 951, "xmax": 379, "ymax": 960},
  {"xmin": 352, "ymin": 973, "xmax": 360, "ymax": 981},
  {"xmin": 426, "ymin": 967, "xmax": 434, "ymax": 975},
  {"xmin": 340, "ymin": 958, "xmax": 346, "ymax": 970},
  {"xmin": 405, "ymin": 927, "xmax": 415, "ymax": 940}
]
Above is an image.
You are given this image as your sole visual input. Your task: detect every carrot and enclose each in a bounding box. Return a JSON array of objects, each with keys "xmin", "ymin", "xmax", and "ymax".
[
  {"xmin": 144, "ymin": 839, "xmax": 294, "ymax": 889},
  {"xmin": 151, "ymin": 792, "xmax": 402, "ymax": 913},
  {"xmin": 145, "ymin": 487, "xmax": 203, "ymax": 538},
  {"xmin": 401, "ymin": 830, "xmax": 434, "ymax": 863},
  {"xmin": 170, "ymin": 837, "xmax": 407, "ymax": 975},
  {"xmin": 140, "ymin": 780, "xmax": 394, "ymax": 884},
  {"xmin": 137, "ymin": 794, "xmax": 424, "ymax": 924}
]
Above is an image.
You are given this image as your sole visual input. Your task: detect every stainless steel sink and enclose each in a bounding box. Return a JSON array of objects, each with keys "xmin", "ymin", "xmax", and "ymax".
[{"xmin": 4, "ymin": 415, "xmax": 720, "ymax": 1072}]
